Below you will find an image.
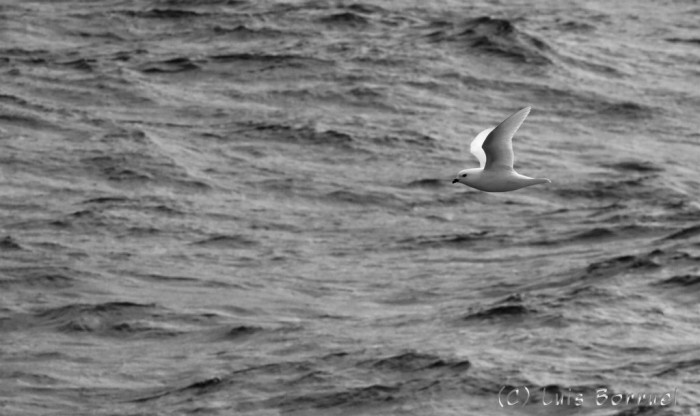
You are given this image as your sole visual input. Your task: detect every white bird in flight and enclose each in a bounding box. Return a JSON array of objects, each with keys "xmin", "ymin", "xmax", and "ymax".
[{"xmin": 452, "ymin": 106, "xmax": 550, "ymax": 192}]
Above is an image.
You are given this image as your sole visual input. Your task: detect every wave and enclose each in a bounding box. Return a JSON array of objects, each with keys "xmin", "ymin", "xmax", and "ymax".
[
  {"xmin": 653, "ymin": 274, "xmax": 700, "ymax": 287},
  {"xmin": 191, "ymin": 234, "xmax": 259, "ymax": 248},
  {"xmin": 211, "ymin": 24, "xmax": 284, "ymax": 39},
  {"xmin": 585, "ymin": 254, "xmax": 660, "ymax": 279},
  {"xmin": 665, "ymin": 37, "xmax": 700, "ymax": 46},
  {"xmin": 662, "ymin": 225, "xmax": 700, "ymax": 240},
  {"xmin": 319, "ymin": 12, "xmax": 370, "ymax": 27},
  {"xmin": 152, "ymin": 0, "xmax": 248, "ymax": 6},
  {"xmin": 424, "ymin": 15, "xmax": 624, "ymax": 78},
  {"xmin": 0, "ymin": 236, "xmax": 23, "ymax": 250},
  {"xmin": 0, "ymin": 112, "xmax": 58, "ymax": 129},
  {"xmin": 346, "ymin": 3, "xmax": 387, "ymax": 15},
  {"xmin": 31, "ymin": 302, "xmax": 159, "ymax": 334},
  {"xmin": 132, "ymin": 375, "xmax": 229, "ymax": 403},
  {"xmin": 58, "ymin": 58, "xmax": 96, "ymax": 72},
  {"xmin": 406, "ymin": 178, "xmax": 448, "ymax": 188},
  {"xmin": 129, "ymin": 272, "xmax": 206, "ymax": 285},
  {"xmin": 81, "ymin": 129, "xmax": 212, "ymax": 191},
  {"xmin": 109, "ymin": 321, "xmax": 182, "ymax": 337},
  {"xmin": 605, "ymin": 160, "xmax": 664, "ymax": 172},
  {"xmin": 464, "ymin": 304, "xmax": 532, "ymax": 321},
  {"xmin": 560, "ymin": 249, "xmax": 698, "ymax": 291},
  {"xmin": 397, "ymin": 231, "xmax": 490, "ymax": 249},
  {"xmin": 531, "ymin": 224, "xmax": 662, "ymax": 246},
  {"xmin": 324, "ymin": 189, "xmax": 406, "ymax": 208},
  {"xmin": 552, "ymin": 177, "xmax": 662, "ymax": 201},
  {"xmin": 120, "ymin": 9, "xmax": 204, "ymax": 19},
  {"xmin": 599, "ymin": 101, "xmax": 654, "ymax": 119},
  {"xmin": 82, "ymin": 196, "xmax": 131, "ymax": 204},
  {"xmin": 208, "ymin": 53, "xmax": 334, "ymax": 72},
  {"xmin": 369, "ymin": 352, "xmax": 470, "ymax": 373},
  {"xmin": 556, "ymin": 20, "xmax": 596, "ymax": 32},
  {"xmin": 80, "ymin": 196, "xmax": 185, "ymax": 219},
  {"xmin": 225, "ymin": 325, "xmax": 264, "ymax": 340},
  {"xmin": 654, "ymin": 359, "xmax": 700, "ymax": 378},
  {"xmin": 268, "ymin": 351, "xmax": 471, "ymax": 411},
  {"xmin": 367, "ymin": 131, "xmax": 441, "ymax": 150},
  {"xmin": 241, "ymin": 122, "xmax": 356, "ymax": 149},
  {"xmin": 426, "ymin": 16, "xmax": 553, "ymax": 65},
  {"xmin": 140, "ymin": 57, "xmax": 201, "ymax": 74},
  {"xmin": 83, "ymin": 155, "xmax": 154, "ymax": 182},
  {"xmin": 183, "ymin": 376, "xmax": 224, "ymax": 390},
  {"xmin": 570, "ymin": 227, "xmax": 617, "ymax": 239},
  {"xmin": 0, "ymin": 266, "xmax": 78, "ymax": 289},
  {"xmin": 463, "ymin": 294, "xmax": 533, "ymax": 321},
  {"xmin": 277, "ymin": 383, "xmax": 401, "ymax": 410},
  {"xmin": 128, "ymin": 349, "xmax": 474, "ymax": 410},
  {"xmin": 67, "ymin": 27, "xmax": 125, "ymax": 42}
]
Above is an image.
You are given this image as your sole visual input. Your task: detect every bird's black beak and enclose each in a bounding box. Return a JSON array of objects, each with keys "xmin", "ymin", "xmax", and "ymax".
[{"xmin": 452, "ymin": 179, "xmax": 458, "ymax": 184}]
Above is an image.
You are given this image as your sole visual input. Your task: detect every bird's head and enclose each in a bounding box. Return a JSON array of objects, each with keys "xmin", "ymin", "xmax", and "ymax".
[{"xmin": 452, "ymin": 168, "xmax": 480, "ymax": 186}]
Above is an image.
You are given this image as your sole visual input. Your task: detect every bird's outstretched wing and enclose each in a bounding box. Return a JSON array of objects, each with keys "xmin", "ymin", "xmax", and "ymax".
[
  {"xmin": 482, "ymin": 106, "xmax": 531, "ymax": 170},
  {"xmin": 469, "ymin": 127, "xmax": 494, "ymax": 169}
]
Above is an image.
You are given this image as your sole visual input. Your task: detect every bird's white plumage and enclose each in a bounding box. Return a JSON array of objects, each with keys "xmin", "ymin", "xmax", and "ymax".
[
  {"xmin": 469, "ymin": 127, "xmax": 493, "ymax": 169},
  {"xmin": 453, "ymin": 106, "xmax": 550, "ymax": 193},
  {"xmin": 481, "ymin": 106, "xmax": 530, "ymax": 170}
]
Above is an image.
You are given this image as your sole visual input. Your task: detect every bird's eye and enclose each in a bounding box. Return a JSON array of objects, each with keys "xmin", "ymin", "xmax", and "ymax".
[{"xmin": 461, "ymin": 174, "xmax": 467, "ymax": 177}]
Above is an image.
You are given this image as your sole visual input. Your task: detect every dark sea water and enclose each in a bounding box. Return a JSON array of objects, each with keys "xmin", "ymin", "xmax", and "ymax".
[{"xmin": 1, "ymin": 0, "xmax": 700, "ymax": 415}]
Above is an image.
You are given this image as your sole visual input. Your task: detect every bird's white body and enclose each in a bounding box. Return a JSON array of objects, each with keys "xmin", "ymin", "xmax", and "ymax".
[
  {"xmin": 456, "ymin": 167, "xmax": 550, "ymax": 192},
  {"xmin": 452, "ymin": 106, "xmax": 550, "ymax": 192}
]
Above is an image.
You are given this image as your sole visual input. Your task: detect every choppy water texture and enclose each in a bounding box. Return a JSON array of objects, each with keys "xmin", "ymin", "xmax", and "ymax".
[{"xmin": 1, "ymin": 0, "xmax": 700, "ymax": 415}]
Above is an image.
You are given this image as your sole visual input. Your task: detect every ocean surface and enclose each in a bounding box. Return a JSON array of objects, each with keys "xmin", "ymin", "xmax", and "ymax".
[{"xmin": 1, "ymin": 0, "xmax": 699, "ymax": 415}]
